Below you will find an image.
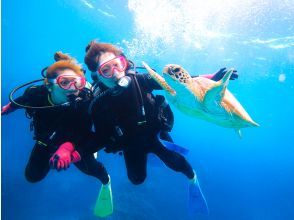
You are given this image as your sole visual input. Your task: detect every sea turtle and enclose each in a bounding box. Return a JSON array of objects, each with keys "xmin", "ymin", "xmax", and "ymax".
[{"xmin": 142, "ymin": 62, "xmax": 259, "ymax": 136}]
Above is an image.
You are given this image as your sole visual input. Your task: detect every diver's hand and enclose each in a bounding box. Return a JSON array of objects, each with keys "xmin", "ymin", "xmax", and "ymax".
[
  {"xmin": 1, "ymin": 102, "xmax": 14, "ymax": 115},
  {"xmin": 49, "ymin": 142, "xmax": 81, "ymax": 170},
  {"xmin": 211, "ymin": 68, "xmax": 238, "ymax": 81},
  {"xmin": 71, "ymin": 150, "xmax": 81, "ymax": 163}
]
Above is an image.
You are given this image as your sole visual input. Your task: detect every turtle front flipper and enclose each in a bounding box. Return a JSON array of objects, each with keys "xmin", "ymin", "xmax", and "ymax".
[
  {"xmin": 142, "ymin": 61, "xmax": 176, "ymax": 96},
  {"xmin": 202, "ymin": 69, "xmax": 234, "ymax": 114}
]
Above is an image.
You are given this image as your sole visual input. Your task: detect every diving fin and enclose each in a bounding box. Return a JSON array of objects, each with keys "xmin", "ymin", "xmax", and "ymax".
[
  {"xmin": 148, "ymin": 134, "xmax": 189, "ymax": 168},
  {"xmin": 94, "ymin": 176, "xmax": 113, "ymax": 218},
  {"xmin": 157, "ymin": 133, "xmax": 189, "ymax": 155},
  {"xmin": 160, "ymin": 139, "xmax": 189, "ymax": 155},
  {"xmin": 188, "ymin": 172, "xmax": 209, "ymax": 215}
]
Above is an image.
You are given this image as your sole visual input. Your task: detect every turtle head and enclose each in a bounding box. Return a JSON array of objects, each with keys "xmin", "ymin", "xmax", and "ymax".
[{"xmin": 163, "ymin": 64, "xmax": 192, "ymax": 85}]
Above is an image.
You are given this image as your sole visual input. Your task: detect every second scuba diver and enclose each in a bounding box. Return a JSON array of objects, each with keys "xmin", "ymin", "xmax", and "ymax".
[
  {"xmin": 1, "ymin": 52, "xmax": 113, "ymax": 217},
  {"xmin": 83, "ymin": 41, "xmax": 238, "ymax": 215}
]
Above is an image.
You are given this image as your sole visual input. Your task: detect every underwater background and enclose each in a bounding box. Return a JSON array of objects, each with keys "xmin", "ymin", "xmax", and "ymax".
[{"xmin": 1, "ymin": 0, "xmax": 294, "ymax": 219}]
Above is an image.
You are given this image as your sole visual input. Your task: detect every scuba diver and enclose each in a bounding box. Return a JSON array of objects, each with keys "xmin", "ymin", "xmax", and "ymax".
[
  {"xmin": 1, "ymin": 52, "xmax": 113, "ymax": 218},
  {"xmin": 84, "ymin": 41, "xmax": 238, "ymax": 215}
]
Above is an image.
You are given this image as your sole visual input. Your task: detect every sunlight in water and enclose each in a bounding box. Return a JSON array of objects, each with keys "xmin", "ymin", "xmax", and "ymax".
[{"xmin": 126, "ymin": 0, "xmax": 294, "ymax": 56}]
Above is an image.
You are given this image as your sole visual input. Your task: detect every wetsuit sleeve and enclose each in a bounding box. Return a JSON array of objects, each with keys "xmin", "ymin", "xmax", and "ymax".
[
  {"xmin": 58, "ymin": 96, "xmax": 103, "ymax": 155},
  {"xmin": 89, "ymin": 98, "xmax": 119, "ymax": 153},
  {"xmin": 64, "ymin": 106, "xmax": 94, "ymax": 153},
  {"xmin": 92, "ymin": 111, "xmax": 113, "ymax": 146},
  {"xmin": 74, "ymin": 132, "xmax": 104, "ymax": 155},
  {"xmin": 10, "ymin": 87, "xmax": 32, "ymax": 109},
  {"xmin": 56, "ymin": 125, "xmax": 94, "ymax": 155},
  {"xmin": 10, "ymin": 86, "xmax": 43, "ymax": 109},
  {"xmin": 71, "ymin": 115, "xmax": 110, "ymax": 155},
  {"xmin": 10, "ymin": 96, "xmax": 27, "ymax": 110},
  {"xmin": 136, "ymin": 74, "xmax": 163, "ymax": 92}
]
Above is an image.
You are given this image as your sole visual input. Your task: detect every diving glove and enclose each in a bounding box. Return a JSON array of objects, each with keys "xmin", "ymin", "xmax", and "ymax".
[
  {"xmin": 210, "ymin": 67, "xmax": 238, "ymax": 81},
  {"xmin": 199, "ymin": 68, "xmax": 238, "ymax": 81},
  {"xmin": 1, "ymin": 102, "xmax": 15, "ymax": 115},
  {"xmin": 49, "ymin": 142, "xmax": 81, "ymax": 170}
]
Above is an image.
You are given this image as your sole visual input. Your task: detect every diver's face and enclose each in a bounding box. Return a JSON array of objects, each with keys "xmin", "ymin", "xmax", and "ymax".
[
  {"xmin": 97, "ymin": 52, "xmax": 126, "ymax": 88},
  {"xmin": 48, "ymin": 69, "xmax": 81, "ymax": 104}
]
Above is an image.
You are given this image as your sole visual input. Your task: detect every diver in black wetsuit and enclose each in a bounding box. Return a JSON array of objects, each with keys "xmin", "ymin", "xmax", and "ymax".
[
  {"xmin": 1, "ymin": 52, "xmax": 113, "ymax": 217},
  {"xmin": 84, "ymin": 41, "xmax": 238, "ymax": 215},
  {"xmin": 84, "ymin": 41, "xmax": 191, "ymax": 183}
]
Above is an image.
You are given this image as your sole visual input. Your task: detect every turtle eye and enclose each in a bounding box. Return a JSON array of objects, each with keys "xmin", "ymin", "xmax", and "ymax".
[
  {"xmin": 168, "ymin": 67, "xmax": 175, "ymax": 75},
  {"xmin": 173, "ymin": 67, "xmax": 180, "ymax": 72}
]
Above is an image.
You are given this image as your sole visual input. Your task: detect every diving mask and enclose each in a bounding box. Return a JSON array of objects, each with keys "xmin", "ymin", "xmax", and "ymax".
[
  {"xmin": 48, "ymin": 74, "xmax": 86, "ymax": 90},
  {"xmin": 98, "ymin": 56, "xmax": 128, "ymax": 78}
]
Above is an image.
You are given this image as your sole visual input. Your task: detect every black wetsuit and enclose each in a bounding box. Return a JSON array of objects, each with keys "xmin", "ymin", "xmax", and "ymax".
[
  {"xmin": 90, "ymin": 73, "xmax": 194, "ymax": 185},
  {"xmin": 12, "ymin": 85, "xmax": 109, "ymax": 184}
]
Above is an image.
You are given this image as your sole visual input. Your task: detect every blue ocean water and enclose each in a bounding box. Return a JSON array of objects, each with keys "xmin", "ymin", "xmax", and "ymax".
[{"xmin": 1, "ymin": 0, "xmax": 294, "ymax": 219}]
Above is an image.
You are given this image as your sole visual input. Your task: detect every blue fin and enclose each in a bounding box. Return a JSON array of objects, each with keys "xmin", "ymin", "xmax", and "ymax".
[
  {"xmin": 188, "ymin": 178, "xmax": 209, "ymax": 215},
  {"xmin": 157, "ymin": 133, "xmax": 189, "ymax": 155},
  {"xmin": 160, "ymin": 140, "xmax": 189, "ymax": 155},
  {"xmin": 148, "ymin": 133, "xmax": 189, "ymax": 167}
]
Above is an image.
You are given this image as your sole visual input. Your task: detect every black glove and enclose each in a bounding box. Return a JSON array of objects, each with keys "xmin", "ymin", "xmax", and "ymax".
[{"xmin": 211, "ymin": 68, "xmax": 238, "ymax": 81}]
